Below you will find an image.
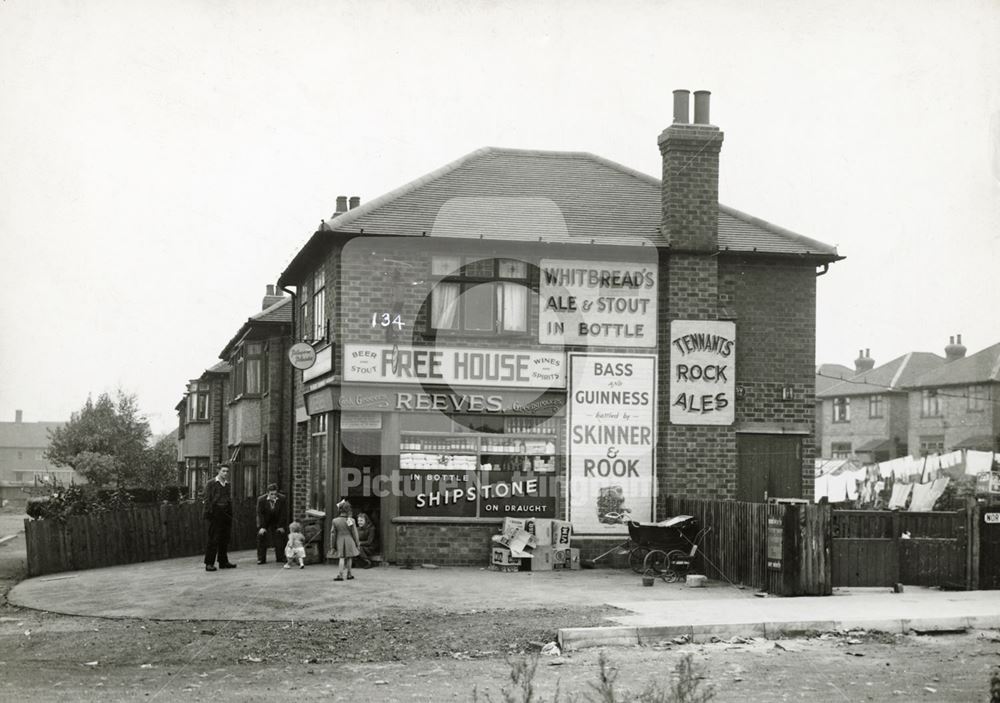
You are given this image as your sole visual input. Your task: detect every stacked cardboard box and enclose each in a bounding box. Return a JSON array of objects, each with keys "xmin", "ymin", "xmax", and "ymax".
[
  {"xmin": 489, "ymin": 517, "xmax": 577, "ymax": 572},
  {"xmin": 522, "ymin": 518, "xmax": 574, "ymax": 571},
  {"xmin": 489, "ymin": 517, "xmax": 539, "ymax": 571}
]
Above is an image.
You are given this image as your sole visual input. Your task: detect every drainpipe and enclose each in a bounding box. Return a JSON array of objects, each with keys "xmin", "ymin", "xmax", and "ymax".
[{"xmin": 280, "ymin": 283, "xmax": 298, "ymax": 515}]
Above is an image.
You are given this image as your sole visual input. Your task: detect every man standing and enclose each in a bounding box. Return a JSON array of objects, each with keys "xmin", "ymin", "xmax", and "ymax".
[
  {"xmin": 203, "ymin": 464, "xmax": 237, "ymax": 571},
  {"xmin": 256, "ymin": 483, "xmax": 286, "ymax": 564}
]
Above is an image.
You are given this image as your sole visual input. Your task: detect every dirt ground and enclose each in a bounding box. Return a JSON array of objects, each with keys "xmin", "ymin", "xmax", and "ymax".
[{"xmin": 2, "ymin": 507, "xmax": 999, "ymax": 701}]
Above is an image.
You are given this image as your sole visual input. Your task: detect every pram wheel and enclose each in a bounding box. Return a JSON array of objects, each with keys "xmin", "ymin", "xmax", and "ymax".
[
  {"xmin": 628, "ymin": 546, "xmax": 650, "ymax": 574},
  {"xmin": 642, "ymin": 549, "xmax": 669, "ymax": 575}
]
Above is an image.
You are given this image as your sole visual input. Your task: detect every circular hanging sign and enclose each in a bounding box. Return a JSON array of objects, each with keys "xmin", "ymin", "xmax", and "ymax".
[{"xmin": 288, "ymin": 342, "xmax": 317, "ymax": 370}]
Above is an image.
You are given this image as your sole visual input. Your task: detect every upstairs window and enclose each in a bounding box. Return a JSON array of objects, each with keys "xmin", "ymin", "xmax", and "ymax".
[
  {"xmin": 429, "ymin": 256, "xmax": 528, "ymax": 334},
  {"xmin": 968, "ymin": 385, "xmax": 988, "ymax": 412},
  {"xmin": 313, "ymin": 268, "xmax": 326, "ymax": 341},
  {"xmin": 233, "ymin": 342, "xmax": 263, "ymax": 398},
  {"xmin": 187, "ymin": 381, "xmax": 210, "ymax": 421},
  {"xmin": 832, "ymin": 397, "xmax": 850, "ymax": 423},
  {"xmin": 300, "ymin": 281, "xmax": 309, "ymax": 340},
  {"xmin": 868, "ymin": 395, "xmax": 883, "ymax": 419},
  {"xmin": 920, "ymin": 389, "xmax": 942, "ymax": 417}
]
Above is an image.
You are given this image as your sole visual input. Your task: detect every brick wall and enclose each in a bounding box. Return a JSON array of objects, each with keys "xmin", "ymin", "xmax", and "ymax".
[
  {"xmin": 722, "ymin": 257, "xmax": 819, "ymax": 498},
  {"xmin": 394, "ymin": 522, "xmax": 499, "ymax": 566},
  {"xmin": 291, "ymin": 421, "xmax": 309, "ymax": 521},
  {"xmin": 907, "ymin": 384, "xmax": 999, "ymax": 452}
]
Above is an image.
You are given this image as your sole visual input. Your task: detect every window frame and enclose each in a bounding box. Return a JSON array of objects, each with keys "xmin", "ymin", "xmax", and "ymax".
[
  {"xmin": 428, "ymin": 256, "xmax": 530, "ymax": 336},
  {"xmin": 832, "ymin": 397, "xmax": 850, "ymax": 423},
  {"xmin": 968, "ymin": 384, "xmax": 988, "ymax": 413},
  {"xmin": 312, "ymin": 268, "xmax": 326, "ymax": 342},
  {"xmin": 918, "ymin": 436, "xmax": 945, "ymax": 457},
  {"xmin": 868, "ymin": 394, "xmax": 883, "ymax": 419},
  {"xmin": 231, "ymin": 342, "xmax": 264, "ymax": 400},
  {"xmin": 186, "ymin": 381, "xmax": 210, "ymax": 422},
  {"xmin": 830, "ymin": 442, "xmax": 852, "ymax": 459},
  {"xmin": 310, "ymin": 414, "xmax": 328, "ymax": 512},
  {"xmin": 920, "ymin": 389, "xmax": 942, "ymax": 418}
]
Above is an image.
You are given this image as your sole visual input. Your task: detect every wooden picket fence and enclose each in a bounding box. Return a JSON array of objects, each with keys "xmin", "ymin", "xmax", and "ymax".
[
  {"xmin": 24, "ymin": 499, "xmax": 258, "ymax": 577},
  {"xmin": 667, "ymin": 497, "xmax": 832, "ymax": 596}
]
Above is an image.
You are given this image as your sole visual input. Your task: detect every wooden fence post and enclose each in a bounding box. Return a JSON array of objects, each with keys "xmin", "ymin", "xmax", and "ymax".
[{"xmin": 968, "ymin": 498, "xmax": 980, "ymax": 590}]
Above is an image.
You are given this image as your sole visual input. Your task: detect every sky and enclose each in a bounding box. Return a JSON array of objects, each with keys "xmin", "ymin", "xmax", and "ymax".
[{"xmin": 1, "ymin": 0, "xmax": 998, "ymax": 437}]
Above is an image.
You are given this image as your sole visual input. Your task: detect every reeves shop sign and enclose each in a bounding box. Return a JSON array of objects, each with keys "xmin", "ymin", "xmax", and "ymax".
[
  {"xmin": 669, "ymin": 320, "xmax": 736, "ymax": 426},
  {"xmin": 344, "ymin": 343, "xmax": 565, "ymax": 389},
  {"xmin": 538, "ymin": 260, "xmax": 657, "ymax": 348}
]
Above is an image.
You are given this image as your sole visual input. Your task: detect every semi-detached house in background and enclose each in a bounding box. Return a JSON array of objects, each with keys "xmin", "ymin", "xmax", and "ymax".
[
  {"xmin": 816, "ymin": 335, "xmax": 1000, "ymax": 462},
  {"xmin": 176, "ymin": 286, "xmax": 294, "ymax": 504},
  {"xmin": 272, "ymin": 90, "xmax": 842, "ymax": 565}
]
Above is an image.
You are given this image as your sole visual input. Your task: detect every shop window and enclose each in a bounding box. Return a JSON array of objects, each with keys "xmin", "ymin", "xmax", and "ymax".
[
  {"xmin": 830, "ymin": 442, "xmax": 852, "ymax": 459},
  {"xmin": 919, "ymin": 436, "xmax": 945, "ymax": 456},
  {"xmin": 920, "ymin": 390, "xmax": 942, "ymax": 417},
  {"xmin": 312, "ymin": 268, "xmax": 327, "ymax": 341},
  {"xmin": 968, "ymin": 385, "xmax": 988, "ymax": 412},
  {"xmin": 832, "ymin": 397, "xmax": 850, "ymax": 423},
  {"xmin": 429, "ymin": 256, "xmax": 528, "ymax": 334},
  {"xmin": 311, "ymin": 415, "xmax": 328, "ymax": 512},
  {"xmin": 868, "ymin": 395, "xmax": 883, "ymax": 419},
  {"xmin": 187, "ymin": 381, "xmax": 210, "ymax": 421}
]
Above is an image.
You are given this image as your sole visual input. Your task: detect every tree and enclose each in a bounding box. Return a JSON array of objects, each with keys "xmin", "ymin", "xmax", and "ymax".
[
  {"xmin": 46, "ymin": 390, "xmax": 152, "ymax": 488},
  {"xmin": 139, "ymin": 432, "xmax": 180, "ymax": 495}
]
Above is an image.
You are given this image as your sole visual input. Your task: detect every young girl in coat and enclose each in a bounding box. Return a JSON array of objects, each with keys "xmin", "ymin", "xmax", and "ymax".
[
  {"xmin": 330, "ymin": 505, "xmax": 360, "ymax": 581},
  {"xmin": 284, "ymin": 521, "xmax": 307, "ymax": 569}
]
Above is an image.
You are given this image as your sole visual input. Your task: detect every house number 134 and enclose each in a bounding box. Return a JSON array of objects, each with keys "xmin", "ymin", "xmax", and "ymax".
[{"xmin": 371, "ymin": 313, "xmax": 405, "ymax": 330}]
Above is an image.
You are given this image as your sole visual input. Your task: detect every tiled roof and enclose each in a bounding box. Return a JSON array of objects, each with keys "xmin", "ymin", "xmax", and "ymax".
[
  {"xmin": 252, "ymin": 297, "xmax": 292, "ymax": 324},
  {"xmin": 817, "ymin": 352, "xmax": 946, "ymax": 398},
  {"xmin": 280, "ymin": 147, "xmax": 839, "ymax": 284},
  {"xmin": 205, "ymin": 361, "xmax": 232, "ymax": 375},
  {"xmin": 0, "ymin": 421, "xmax": 64, "ymax": 448},
  {"xmin": 219, "ymin": 297, "xmax": 293, "ymax": 359},
  {"xmin": 907, "ymin": 342, "xmax": 1000, "ymax": 388},
  {"xmin": 816, "ymin": 364, "xmax": 854, "ymax": 395}
]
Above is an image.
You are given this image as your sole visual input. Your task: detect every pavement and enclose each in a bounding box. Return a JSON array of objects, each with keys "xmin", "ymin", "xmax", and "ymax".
[{"xmin": 3, "ymin": 513, "xmax": 1000, "ymax": 651}]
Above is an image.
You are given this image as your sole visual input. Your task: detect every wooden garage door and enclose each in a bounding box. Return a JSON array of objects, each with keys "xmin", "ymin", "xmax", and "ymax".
[{"xmin": 737, "ymin": 434, "xmax": 802, "ymax": 502}]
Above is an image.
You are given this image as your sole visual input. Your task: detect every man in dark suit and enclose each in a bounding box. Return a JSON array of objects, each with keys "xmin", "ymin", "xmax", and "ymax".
[
  {"xmin": 256, "ymin": 483, "xmax": 287, "ymax": 564},
  {"xmin": 203, "ymin": 464, "xmax": 237, "ymax": 571}
]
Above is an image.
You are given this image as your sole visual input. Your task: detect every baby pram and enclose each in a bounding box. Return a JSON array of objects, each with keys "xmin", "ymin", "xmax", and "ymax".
[{"xmin": 627, "ymin": 515, "xmax": 707, "ymax": 582}]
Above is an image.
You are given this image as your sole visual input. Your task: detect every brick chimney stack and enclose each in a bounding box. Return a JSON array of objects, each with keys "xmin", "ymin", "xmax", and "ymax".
[
  {"xmin": 945, "ymin": 334, "xmax": 967, "ymax": 362},
  {"xmin": 334, "ymin": 196, "xmax": 349, "ymax": 216},
  {"xmin": 262, "ymin": 284, "xmax": 285, "ymax": 310},
  {"xmin": 658, "ymin": 89, "xmax": 724, "ymax": 252},
  {"xmin": 854, "ymin": 348, "xmax": 875, "ymax": 373}
]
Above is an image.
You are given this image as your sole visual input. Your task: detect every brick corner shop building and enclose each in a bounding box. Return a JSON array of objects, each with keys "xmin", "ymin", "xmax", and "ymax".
[{"xmin": 276, "ymin": 91, "xmax": 842, "ymax": 565}]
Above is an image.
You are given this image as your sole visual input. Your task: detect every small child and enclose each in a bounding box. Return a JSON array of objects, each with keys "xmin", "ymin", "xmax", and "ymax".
[{"xmin": 283, "ymin": 521, "xmax": 306, "ymax": 569}]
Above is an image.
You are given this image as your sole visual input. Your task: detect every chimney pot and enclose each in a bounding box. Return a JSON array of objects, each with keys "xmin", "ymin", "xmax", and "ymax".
[
  {"xmin": 672, "ymin": 89, "xmax": 690, "ymax": 124},
  {"xmin": 15, "ymin": 409, "xmax": 22, "ymax": 423},
  {"xmin": 945, "ymin": 334, "xmax": 967, "ymax": 362},
  {"xmin": 349, "ymin": 196, "xmax": 360, "ymax": 210},
  {"xmin": 335, "ymin": 195, "xmax": 348, "ymax": 214},
  {"xmin": 855, "ymin": 349, "xmax": 875, "ymax": 373},
  {"xmin": 693, "ymin": 90, "xmax": 711, "ymax": 124}
]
